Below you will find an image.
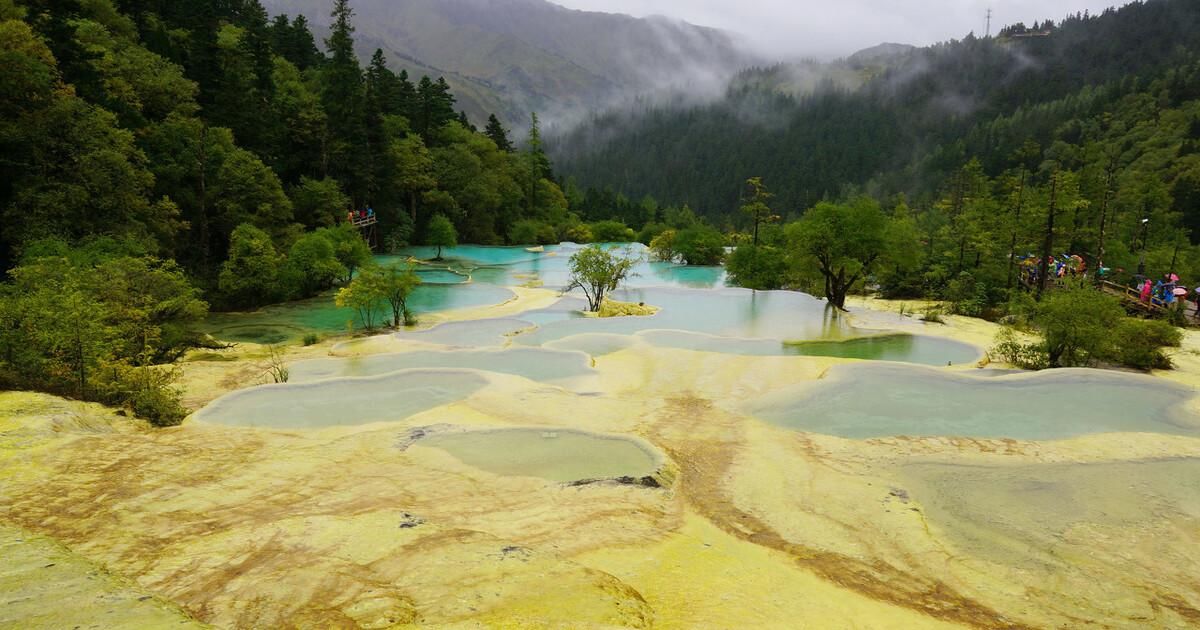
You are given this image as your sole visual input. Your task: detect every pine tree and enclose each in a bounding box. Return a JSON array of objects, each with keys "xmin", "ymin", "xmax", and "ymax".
[
  {"xmin": 415, "ymin": 76, "xmax": 456, "ymax": 142},
  {"xmin": 322, "ymin": 0, "xmax": 367, "ymax": 203},
  {"xmin": 457, "ymin": 111, "xmax": 476, "ymax": 132},
  {"xmin": 241, "ymin": 0, "xmax": 275, "ymax": 95},
  {"xmin": 484, "ymin": 114, "xmax": 513, "ymax": 152},
  {"xmin": 395, "ymin": 70, "xmax": 417, "ymax": 121},
  {"xmin": 289, "ymin": 15, "xmax": 321, "ymax": 70}
]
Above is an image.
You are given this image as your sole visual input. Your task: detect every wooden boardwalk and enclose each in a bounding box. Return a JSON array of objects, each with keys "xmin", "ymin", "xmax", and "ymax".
[
  {"xmin": 349, "ymin": 215, "xmax": 379, "ymax": 249},
  {"xmin": 1018, "ymin": 273, "xmax": 1170, "ymax": 314},
  {"xmin": 1098, "ymin": 280, "xmax": 1169, "ymax": 313}
]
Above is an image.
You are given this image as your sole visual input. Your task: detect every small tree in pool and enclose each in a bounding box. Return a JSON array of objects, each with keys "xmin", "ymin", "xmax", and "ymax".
[
  {"xmin": 374, "ymin": 263, "xmax": 423, "ymax": 327},
  {"xmin": 334, "ymin": 274, "xmax": 384, "ymax": 330},
  {"xmin": 427, "ymin": 214, "xmax": 457, "ymax": 260},
  {"xmin": 787, "ymin": 198, "xmax": 895, "ymax": 310},
  {"xmin": 566, "ymin": 246, "xmax": 636, "ymax": 312}
]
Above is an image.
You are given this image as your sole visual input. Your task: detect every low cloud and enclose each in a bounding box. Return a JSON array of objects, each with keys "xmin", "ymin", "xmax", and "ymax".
[{"xmin": 553, "ymin": 0, "xmax": 1129, "ymax": 58}]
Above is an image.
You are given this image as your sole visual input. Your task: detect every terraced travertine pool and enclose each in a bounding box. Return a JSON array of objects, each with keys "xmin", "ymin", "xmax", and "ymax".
[
  {"xmin": 14, "ymin": 242, "xmax": 1197, "ymax": 628},
  {"xmin": 415, "ymin": 428, "xmax": 661, "ymax": 483},
  {"xmin": 746, "ymin": 363, "xmax": 1200, "ymax": 440}
]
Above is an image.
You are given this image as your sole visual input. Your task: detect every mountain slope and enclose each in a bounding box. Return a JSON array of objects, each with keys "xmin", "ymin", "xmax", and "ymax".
[
  {"xmin": 551, "ymin": 0, "xmax": 1200, "ymax": 217},
  {"xmin": 264, "ymin": 0, "xmax": 758, "ymax": 126}
]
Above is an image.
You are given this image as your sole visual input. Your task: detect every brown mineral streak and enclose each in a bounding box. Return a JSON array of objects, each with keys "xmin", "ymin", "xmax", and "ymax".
[{"xmin": 656, "ymin": 395, "xmax": 1030, "ymax": 629}]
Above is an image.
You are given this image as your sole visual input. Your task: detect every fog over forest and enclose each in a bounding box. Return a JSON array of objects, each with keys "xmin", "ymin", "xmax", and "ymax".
[{"xmin": 554, "ymin": 0, "xmax": 1130, "ymax": 57}]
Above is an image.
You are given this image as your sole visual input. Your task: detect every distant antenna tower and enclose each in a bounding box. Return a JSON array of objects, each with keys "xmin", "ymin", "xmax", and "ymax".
[{"xmin": 986, "ymin": 8, "xmax": 993, "ymax": 37}]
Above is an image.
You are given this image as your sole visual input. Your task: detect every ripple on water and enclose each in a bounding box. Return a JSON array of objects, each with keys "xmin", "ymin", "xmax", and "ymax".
[
  {"xmin": 747, "ymin": 364, "xmax": 1200, "ymax": 440},
  {"xmin": 416, "ymin": 428, "xmax": 661, "ymax": 483},
  {"xmin": 193, "ymin": 369, "xmax": 490, "ymax": 429}
]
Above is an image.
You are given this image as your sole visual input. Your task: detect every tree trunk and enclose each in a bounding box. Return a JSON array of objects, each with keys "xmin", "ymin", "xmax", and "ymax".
[
  {"xmin": 1037, "ymin": 172, "xmax": 1059, "ymax": 299},
  {"xmin": 198, "ymin": 124, "xmax": 210, "ymax": 270},
  {"xmin": 1006, "ymin": 171, "xmax": 1025, "ymax": 289},
  {"xmin": 1096, "ymin": 161, "xmax": 1113, "ymax": 283},
  {"xmin": 829, "ymin": 268, "xmax": 848, "ymax": 310}
]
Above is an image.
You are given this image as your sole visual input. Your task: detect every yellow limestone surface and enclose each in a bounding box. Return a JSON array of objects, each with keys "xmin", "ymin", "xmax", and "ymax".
[{"xmin": 3, "ymin": 295, "xmax": 1200, "ymax": 628}]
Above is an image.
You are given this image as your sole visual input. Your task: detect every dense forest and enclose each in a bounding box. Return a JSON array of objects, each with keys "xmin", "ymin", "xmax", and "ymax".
[
  {"xmin": 553, "ymin": 0, "xmax": 1200, "ymax": 222},
  {"xmin": 0, "ymin": 0, "xmax": 592, "ymax": 421},
  {"xmin": 4, "ymin": 0, "xmax": 1200, "ymax": 422}
]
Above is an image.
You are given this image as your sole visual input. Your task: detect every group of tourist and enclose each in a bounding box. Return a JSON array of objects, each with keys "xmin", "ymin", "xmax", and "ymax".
[
  {"xmin": 345, "ymin": 208, "xmax": 375, "ymax": 224},
  {"xmin": 1133, "ymin": 273, "xmax": 1200, "ymax": 317},
  {"xmin": 1018, "ymin": 253, "xmax": 1089, "ymax": 285}
]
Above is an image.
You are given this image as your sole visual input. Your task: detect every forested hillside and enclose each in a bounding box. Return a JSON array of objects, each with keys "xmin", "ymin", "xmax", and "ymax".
[
  {"xmin": 553, "ymin": 0, "xmax": 1200, "ymax": 221},
  {"xmin": 0, "ymin": 0, "xmax": 588, "ymax": 274},
  {"xmin": 263, "ymin": 0, "xmax": 757, "ymax": 127},
  {"xmin": 0, "ymin": 0, "xmax": 586, "ymax": 421}
]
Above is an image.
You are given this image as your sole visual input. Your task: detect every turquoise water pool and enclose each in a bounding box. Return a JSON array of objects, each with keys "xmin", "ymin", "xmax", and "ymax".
[
  {"xmin": 747, "ymin": 364, "xmax": 1200, "ymax": 440},
  {"xmin": 398, "ymin": 243, "xmax": 727, "ymax": 289},
  {"xmin": 416, "ymin": 428, "xmax": 661, "ymax": 482},
  {"xmin": 289, "ymin": 347, "xmax": 595, "ymax": 384},
  {"xmin": 204, "ymin": 283, "xmax": 515, "ymax": 344},
  {"xmin": 193, "ymin": 369, "xmax": 490, "ymax": 429}
]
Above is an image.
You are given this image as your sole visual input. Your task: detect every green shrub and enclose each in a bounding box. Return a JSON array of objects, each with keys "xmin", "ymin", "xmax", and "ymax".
[
  {"xmin": 588, "ymin": 220, "xmax": 636, "ymax": 243},
  {"xmin": 1036, "ymin": 288, "xmax": 1125, "ymax": 367},
  {"xmin": 991, "ymin": 327, "xmax": 1049, "ymax": 369},
  {"xmin": 726, "ymin": 245, "xmax": 788, "ymax": 290},
  {"xmin": 673, "ymin": 225, "xmax": 726, "ymax": 265},
  {"xmin": 921, "ymin": 309, "xmax": 945, "ymax": 324},
  {"xmin": 509, "ymin": 219, "xmax": 558, "ymax": 245},
  {"xmin": 649, "ymin": 229, "xmax": 678, "ymax": 262},
  {"xmin": 95, "ymin": 363, "xmax": 189, "ymax": 427},
  {"xmin": 638, "ymin": 221, "xmax": 668, "ymax": 245},
  {"xmin": 562, "ymin": 223, "xmax": 594, "ymax": 243},
  {"xmin": 994, "ymin": 288, "xmax": 1182, "ymax": 371},
  {"xmin": 943, "ymin": 272, "xmax": 989, "ymax": 317},
  {"xmin": 1002, "ymin": 290, "xmax": 1039, "ymax": 329},
  {"xmin": 302, "ymin": 333, "xmax": 320, "ymax": 346},
  {"xmin": 1112, "ymin": 318, "xmax": 1182, "ymax": 370}
]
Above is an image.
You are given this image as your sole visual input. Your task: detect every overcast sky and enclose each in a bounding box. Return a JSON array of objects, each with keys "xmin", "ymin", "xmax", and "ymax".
[{"xmin": 552, "ymin": 0, "xmax": 1129, "ymax": 58}]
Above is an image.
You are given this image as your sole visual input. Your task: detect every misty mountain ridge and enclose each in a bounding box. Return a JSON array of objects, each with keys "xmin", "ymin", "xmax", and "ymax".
[
  {"xmin": 551, "ymin": 0, "xmax": 1200, "ymax": 217},
  {"xmin": 264, "ymin": 0, "xmax": 761, "ymax": 128}
]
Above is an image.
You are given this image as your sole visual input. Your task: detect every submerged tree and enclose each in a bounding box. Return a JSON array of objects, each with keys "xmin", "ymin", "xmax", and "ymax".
[
  {"xmin": 787, "ymin": 198, "xmax": 892, "ymax": 310},
  {"xmin": 566, "ymin": 245, "xmax": 636, "ymax": 312},
  {"xmin": 363, "ymin": 263, "xmax": 423, "ymax": 327},
  {"xmin": 426, "ymin": 213, "xmax": 457, "ymax": 260}
]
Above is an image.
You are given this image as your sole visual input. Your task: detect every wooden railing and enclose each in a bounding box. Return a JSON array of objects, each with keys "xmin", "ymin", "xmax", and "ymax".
[{"xmin": 1099, "ymin": 280, "xmax": 1167, "ymax": 312}]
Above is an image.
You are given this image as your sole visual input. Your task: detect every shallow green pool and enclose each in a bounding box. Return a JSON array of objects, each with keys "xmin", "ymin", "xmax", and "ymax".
[
  {"xmin": 193, "ymin": 369, "xmax": 489, "ymax": 429},
  {"xmin": 289, "ymin": 348, "xmax": 594, "ymax": 384},
  {"xmin": 390, "ymin": 318, "xmax": 534, "ymax": 347},
  {"xmin": 747, "ymin": 364, "xmax": 1200, "ymax": 440},
  {"xmin": 204, "ymin": 283, "xmax": 515, "ymax": 344},
  {"xmin": 417, "ymin": 428, "xmax": 661, "ymax": 482},
  {"xmin": 638, "ymin": 331, "xmax": 981, "ymax": 366}
]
